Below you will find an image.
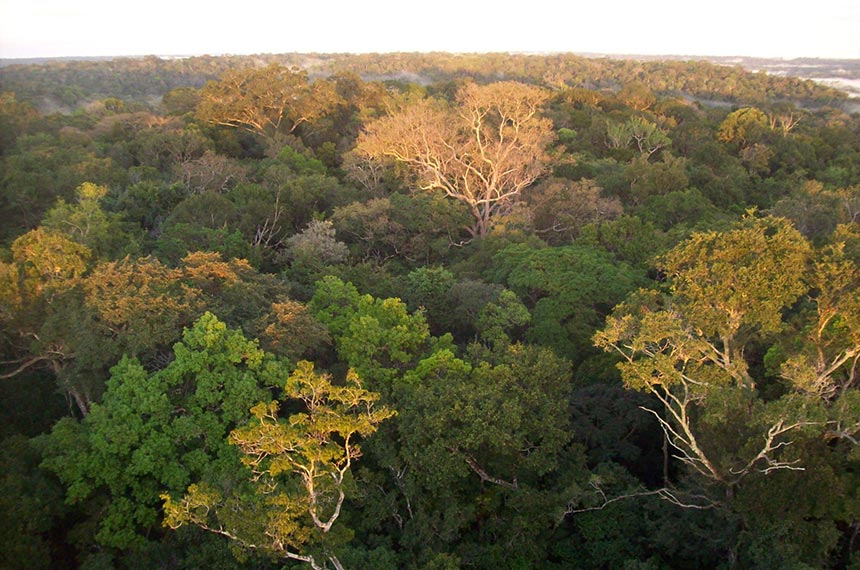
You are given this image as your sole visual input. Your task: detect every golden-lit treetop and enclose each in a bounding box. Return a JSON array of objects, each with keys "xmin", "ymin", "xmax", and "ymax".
[
  {"xmin": 354, "ymin": 81, "xmax": 554, "ymax": 237},
  {"xmin": 197, "ymin": 64, "xmax": 339, "ymax": 145}
]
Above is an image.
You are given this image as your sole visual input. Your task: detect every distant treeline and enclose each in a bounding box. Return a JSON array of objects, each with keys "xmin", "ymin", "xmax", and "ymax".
[{"xmin": 0, "ymin": 52, "xmax": 849, "ymax": 112}]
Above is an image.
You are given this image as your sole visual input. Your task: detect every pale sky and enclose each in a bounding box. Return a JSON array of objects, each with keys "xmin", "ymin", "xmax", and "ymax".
[{"xmin": 1, "ymin": 0, "xmax": 859, "ymax": 59}]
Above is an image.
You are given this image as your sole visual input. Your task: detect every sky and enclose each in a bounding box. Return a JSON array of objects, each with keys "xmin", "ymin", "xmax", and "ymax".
[{"xmin": 1, "ymin": 0, "xmax": 859, "ymax": 60}]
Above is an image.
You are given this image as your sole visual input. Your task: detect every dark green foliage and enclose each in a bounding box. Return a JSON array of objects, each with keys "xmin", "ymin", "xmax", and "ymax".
[
  {"xmin": 0, "ymin": 435, "xmax": 67, "ymax": 570},
  {"xmin": 492, "ymin": 242, "xmax": 644, "ymax": 362},
  {"xmin": 636, "ymin": 187, "xmax": 722, "ymax": 231},
  {"xmin": 0, "ymin": 132, "xmax": 122, "ymax": 240},
  {"xmin": 105, "ymin": 179, "xmax": 185, "ymax": 233},
  {"xmin": 273, "ymin": 144, "xmax": 329, "ymax": 176},
  {"xmin": 156, "ymin": 223, "xmax": 255, "ymax": 265},
  {"xmin": 576, "ymin": 215, "xmax": 672, "ymax": 268},
  {"xmin": 4, "ymin": 52, "xmax": 860, "ymax": 570},
  {"xmin": 370, "ymin": 343, "xmax": 587, "ymax": 568},
  {"xmin": 403, "ymin": 266, "xmax": 455, "ymax": 334}
]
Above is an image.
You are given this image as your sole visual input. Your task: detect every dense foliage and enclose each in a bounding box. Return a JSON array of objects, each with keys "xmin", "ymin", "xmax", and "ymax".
[{"xmin": 1, "ymin": 52, "xmax": 859, "ymax": 569}]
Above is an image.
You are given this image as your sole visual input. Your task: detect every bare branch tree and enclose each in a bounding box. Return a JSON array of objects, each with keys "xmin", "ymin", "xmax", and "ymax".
[{"xmin": 354, "ymin": 82, "xmax": 553, "ymax": 237}]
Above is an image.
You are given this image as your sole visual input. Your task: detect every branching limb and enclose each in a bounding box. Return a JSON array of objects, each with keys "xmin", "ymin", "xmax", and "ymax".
[
  {"xmin": 728, "ymin": 419, "xmax": 814, "ymax": 481},
  {"xmin": 562, "ymin": 481, "xmax": 719, "ymax": 521},
  {"xmin": 460, "ymin": 452, "xmax": 518, "ymax": 490},
  {"xmin": 0, "ymin": 355, "xmax": 50, "ymax": 379}
]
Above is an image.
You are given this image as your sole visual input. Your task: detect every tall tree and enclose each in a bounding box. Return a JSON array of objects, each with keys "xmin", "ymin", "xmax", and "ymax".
[
  {"xmin": 0, "ymin": 228, "xmax": 92, "ymax": 413},
  {"xmin": 162, "ymin": 360, "xmax": 394, "ymax": 570},
  {"xmin": 40, "ymin": 313, "xmax": 282, "ymax": 550},
  {"xmin": 196, "ymin": 64, "xmax": 339, "ymax": 150},
  {"xmin": 353, "ymin": 82, "xmax": 554, "ymax": 237},
  {"xmin": 493, "ymin": 242, "xmax": 643, "ymax": 362},
  {"xmin": 594, "ymin": 216, "xmax": 860, "ymax": 494},
  {"xmin": 309, "ymin": 276, "xmax": 447, "ymax": 391}
]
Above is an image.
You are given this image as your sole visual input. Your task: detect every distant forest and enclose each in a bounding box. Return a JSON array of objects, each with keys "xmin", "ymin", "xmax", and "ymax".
[
  {"xmin": 1, "ymin": 52, "xmax": 859, "ymax": 570},
  {"xmin": 1, "ymin": 52, "xmax": 855, "ymax": 111}
]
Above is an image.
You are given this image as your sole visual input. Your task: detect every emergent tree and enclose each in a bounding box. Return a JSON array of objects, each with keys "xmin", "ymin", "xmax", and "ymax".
[
  {"xmin": 594, "ymin": 216, "xmax": 860, "ymax": 495},
  {"xmin": 162, "ymin": 360, "xmax": 394, "ymax": 570},
  {"xmin": 353, "ymin": 81, "xmax": 554, "ymax": 238},
  {"xmin": 197, "ymin": 64, "xmax": 339, "ymax": 149}
]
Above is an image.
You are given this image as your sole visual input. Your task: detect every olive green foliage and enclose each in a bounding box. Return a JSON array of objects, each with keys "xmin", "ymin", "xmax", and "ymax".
[
  {"xmin": 285, "ymin": 220, "xmax": 350, "ymax": 268},
  {"xmin": 594, "ymin": 216, "xmax": 860, "ymax": 565},
  {"xmin": 523, "ymin": 177, "xmax": 623, "ymax": 244},
  {"xmin": 3, "ymin": 52, "xmax": 860, "ymax": 570},
  {"xmin": 162, "ymin": 360, "xmax": 394, "ymax": 568},
  {"xmin": 661, "ymin": 216, "xmax": 811, "ymax": 343},
  {"xmin": 332, "ymin": 192, "xmax": 472, "ymax": 266},
  {"xmin": 196, "ymin": 64, "xmax": 339, "ymax": 148},
  {"xmin": 718, "ymin": 107, "xmax": 770, "ymax": 146}
]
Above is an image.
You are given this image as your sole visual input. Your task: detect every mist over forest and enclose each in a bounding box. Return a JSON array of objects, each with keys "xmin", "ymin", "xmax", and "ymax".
[{"xmin": 1, "ymin": 51, "xmax": 859, "ymax": 569}]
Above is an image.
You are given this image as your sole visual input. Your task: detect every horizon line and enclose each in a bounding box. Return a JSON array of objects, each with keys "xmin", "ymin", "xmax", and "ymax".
[{"xmin": 3, "ymin": 51, "xmax": 860, "ymax": 63}]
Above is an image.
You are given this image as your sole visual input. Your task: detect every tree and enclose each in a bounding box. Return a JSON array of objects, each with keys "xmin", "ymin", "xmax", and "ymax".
[
  {"xmin": 172, "ymin": 150, "xmax": 248, "ymax": 194},
  {"xmin": 0, "ymin": 92, "xmax": 39, "ymax": 154},
  {"xmin": 617, "ymin": 82, "xmax": 657, "ymax": 112},
  {"xmin": 286, "ymin": 220, "xmax": 350, "ymax": 269},
  {"xmin": 493, "ymin": 242, "xmax": 643, "ymax": 362},
  {"xmin": 197, "ymin": 65, "xmax": 339, "ymax": 150},
  {"xmin": 769, "ymin": 181, "xmax": 860, "ymax": 242},
  {"xmin": 40, "ymin": 313, "xmax": 282, "ymax": 550},
  {"xmin": 156, "ymin": 223, "xmax": 253, "ymax": 265},
  {"xmin": 604, "ymin": 116, "xmax": 671, "ymax": 160},
  {"xmin": 0, "ymin": 132, "xmax": 120, "ymax": 241},
  {"xmin": 403, "ymin": 266, "xmax": 456, "ymax": 331},
  {"xmin": 474, "ymin": 288, "xmax": 531, "ymax": 347},
  {"xmin": 0, "ymin": 228, "xmax": 92, "ymax": 413},
  {"xmin": 279, "ymin": 220, "xmax": 351, "ymax": 298},
  {"xmin": 83, "ymin": 251, "xmax": 324, "ymax": 363},
  {"xmin": 592, "ymin": 215, "xmax": 860, "ymax": 565},
  {"xmin": 624, "ymin": 153, "xmax": 689, "ymax": 205},
  {"xmin": 627, "ymin": 116, "xmax": 672, "ymax": 159},
  {"xmin": 332, "ymin": 193, "xmax": 471, "ymax": 265},
  {"xmin": 523, "ymin": 178, "xmax": 623, "ymax": 244},
  {"xmin": 0, "ymin": 435, "xmax": 66, "ymax": 569},
  {"xmin": 310, "ymin": 276, "xmax": 448, "ymax": 390},
  {"xmin": 354, "ymin": 82, "xmax": 554, "ymax": 237},
  {"xmin": 717, "ymin": 107, "xmax": 769, "ymax": 147},
  {"xmin": 258, "ymin": 153, "xmax": 359, "ymax": 237},
  {"xmin": 80, "ymin": 254, "xmax": 197, "ymax": 362},
  {"xmin": 593, "ymin": 216, "xmax": 857, "ymax": 494},
  {"xmin": 255, "ymin": 299, "xmax": 331, "ymax": 361},
  {"xmin": 41, "ymin": 182, "xmax": 139, "ymax": 259},
  {"xmin": 161, "ymin": 86, "xmax": 201, "ymax": 116},
  {"xmin": 778, "ymin": 240, "xmax": 860, "ymax": 402},
  {"xmin": 575, "ymin": 215, "xmax": 670, "ymax": 269},
  {"xmin": 381, "ymin": 343, "xmax": 583, "ymax": 566},
  {"xmin": 162, "ymin": 360, "xmax": 394, "ymax": 570}
]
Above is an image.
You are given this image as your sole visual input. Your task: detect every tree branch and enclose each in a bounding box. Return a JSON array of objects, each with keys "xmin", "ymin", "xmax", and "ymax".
[
  {"xmin": 0, "ymin": 355, "xmax": 50, "ymax": 379},
  {"xmin": 461, "ymin": 453, "xmax": 518, "ymax": 489},
  {"xmin": 562, "ymin": 481, "xmax": 719, "ymax": 520}
]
